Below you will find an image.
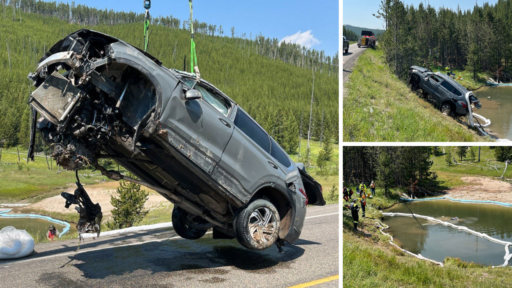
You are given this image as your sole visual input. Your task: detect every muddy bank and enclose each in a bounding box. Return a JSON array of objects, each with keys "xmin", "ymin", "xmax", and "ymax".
[
  {"xmin": 445, "ymin": 176, "xmax": 512, "ymax": 204},
  {"xmin": 26, "ymin": 182, "xmax": 171, "ymax": 217}
]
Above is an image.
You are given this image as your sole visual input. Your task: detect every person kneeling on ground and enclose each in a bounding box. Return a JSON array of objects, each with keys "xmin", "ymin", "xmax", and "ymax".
[{"xmin": 47, "ymin": 225, "xmax": 59, "ymax": 241}]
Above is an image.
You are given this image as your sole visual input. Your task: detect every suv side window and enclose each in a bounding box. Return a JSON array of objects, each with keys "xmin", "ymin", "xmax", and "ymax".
[
  {"xmin": 452, "ymin": 88, "xmax": 462, "ymax": 96},
  {"xmin": 431, "ymin": 75, "xmax": 442, "ymax": 83},
  {"xmin": 184, "ymin": 79, "xmax": 231, "ymax": 116},
  {"xmin": 270, "ymin": 138, "xmax": 291, "ymax": 167},
  {"xmin": 234, "ymin": 109, "xmax": 270, "ymax": 153},
  {"xmin": 440, "ymin": 81, "xmax": 455, "ymax": 93}
]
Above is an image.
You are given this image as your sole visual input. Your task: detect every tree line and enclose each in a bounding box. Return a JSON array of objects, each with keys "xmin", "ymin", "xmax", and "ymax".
[
  {"xmin": 1, "ymin": 0, "xmax": 338, "ymax": 77},
  {"xmin": 343, "ymin": 147, "xmax": 436, "ymax": 195},
  {"xmin": 0, "ymin": 4, "xmax": 338, "ymax": 156},
  {"xmin": 376, "ymin": 0, "xmax": 512, "ymax": 81},
  {"xmin": 343, "ymin": 25, "xmax": 358, "ymax": 41}
]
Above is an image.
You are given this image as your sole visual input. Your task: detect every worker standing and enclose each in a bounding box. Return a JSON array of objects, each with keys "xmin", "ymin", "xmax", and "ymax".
[
  {"xmin": 360, "ymin": 196, "xmax": 367, "ymax": 218},
  {"xmin": 343, "ymin": 187, "xmax": 349, "ymax": 202},
  {"xmin": 370, "ymin": 181, "xmax": 376, "ymax": 197},
  {"xmin": 359, "ymin": 182, "xmax": 366, "ymax": 197},
  {"xmin": 349, "ymin": 188, "xmax": 354, "ymax": 200},
  {"xmin": 349, "ymin": 199, "xmax": 360, "ymax": 231}
]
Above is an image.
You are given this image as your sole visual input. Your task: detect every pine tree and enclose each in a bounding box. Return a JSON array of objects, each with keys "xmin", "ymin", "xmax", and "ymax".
[
  {"xmin": 456, "ymin": 146, "xmax": 467, "ymax": 161},
  {"xmin": 445, "ymin": 150, "xmax": 453, "ymax": 166},
  {"xmin": 108, "ymin": 175, "xmax": 149, "ymax": 229}
]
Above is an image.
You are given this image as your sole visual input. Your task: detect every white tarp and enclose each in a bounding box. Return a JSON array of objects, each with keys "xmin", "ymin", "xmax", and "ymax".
[{"xmin": 0, "ymin": 226, "xmax": 35, "ymax": 259}]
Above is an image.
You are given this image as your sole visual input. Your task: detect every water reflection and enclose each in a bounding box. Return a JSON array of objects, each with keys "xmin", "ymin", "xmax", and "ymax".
[
  {"xmin": 0, "ymin": 218, "xmax": 72, "ymax": 240},
  {"xmin": 387, "ymin": 200, "xmax": 512, "ymax": 242},
  {"xmin": 474, "ymin": 86, "xmax": 512, "ymax": 139}
]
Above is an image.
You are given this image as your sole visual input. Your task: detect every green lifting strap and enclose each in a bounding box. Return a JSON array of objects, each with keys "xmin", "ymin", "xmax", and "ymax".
[
  {"xmin": 143, "ymin": 1, "xmax": 151, "ymax": 52},
  {"xmin": 189, "ymin": 0, "xmax": 198, "ymax": 74}
]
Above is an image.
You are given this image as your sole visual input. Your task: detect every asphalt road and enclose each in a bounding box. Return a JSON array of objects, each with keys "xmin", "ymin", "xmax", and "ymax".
[
  {"xmin": 343, "ymin": 43, "xmax": 369, "ymax": 86},
  {"xmin": 0, "ymin": 204, "xmax": 339, "ymax": 288}
]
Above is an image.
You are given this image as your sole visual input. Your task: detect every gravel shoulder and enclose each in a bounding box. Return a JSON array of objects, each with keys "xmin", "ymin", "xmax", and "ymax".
[{"xmin": 445, "ymin": 176, "xmax": 512, "ymax": 204}]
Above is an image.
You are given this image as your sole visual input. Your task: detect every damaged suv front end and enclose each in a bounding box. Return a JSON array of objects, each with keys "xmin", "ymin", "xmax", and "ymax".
[{"xmin": 27, "ymin": 29, "xmax": 325, "ymax": 251}]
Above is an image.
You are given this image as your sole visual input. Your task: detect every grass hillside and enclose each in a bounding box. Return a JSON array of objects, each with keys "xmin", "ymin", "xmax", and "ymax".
[
  {"xmin": 343, "ymin": 47, "xmax": 489, "ymax": 142},
  {"xmin": 0, "ymin": 4, "xmax": 338, "ymax": 151}
]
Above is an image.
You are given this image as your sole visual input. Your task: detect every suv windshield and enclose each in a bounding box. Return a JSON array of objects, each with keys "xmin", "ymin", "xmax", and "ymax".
[{"xmin": 184, "ymin": 79, "xmax": 231, "ymax": 116}]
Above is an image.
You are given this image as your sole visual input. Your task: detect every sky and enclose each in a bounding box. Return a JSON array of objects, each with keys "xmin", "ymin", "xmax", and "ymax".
[
  {"xmin": 42, "ymin": 0, "xmax": 339, "ymax": 56},
  {"xmin": 343, "ymin": 0, "xmax": 500, "ymax": 30}
]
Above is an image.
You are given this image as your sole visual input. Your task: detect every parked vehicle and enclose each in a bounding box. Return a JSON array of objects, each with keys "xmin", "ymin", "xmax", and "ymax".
[
  {"xmin": 408, "ymin": 66, "xmax": 482, "ymax": 116},
  {"xmin": 343, "ymin": 36, "xmax": 349, "ymax": 54},
  {"xmin": 27, "ymin": 29, "xmax": 326, "ymax": 251},
  {"xmin": 357, "ymin": 30, "xmax": 376, "ymax": 48}
]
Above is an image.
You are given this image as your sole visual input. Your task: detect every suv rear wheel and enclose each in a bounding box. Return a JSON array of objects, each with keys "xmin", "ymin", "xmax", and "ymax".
[
  {"xmin": 172, "ymin": 206, "xmax": 208, "ymax": 240},
  {"xmin": 441, "ymin": 103, "xmax": 453, "ymax": 116},
  {"xmin": 234, "ymin": 199, "xmax": 280, "ymax": 250}
]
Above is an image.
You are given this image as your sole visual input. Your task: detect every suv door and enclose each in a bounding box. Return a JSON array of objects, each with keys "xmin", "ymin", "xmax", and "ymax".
[
  {"xmin": 426, "ymin": 75, "xmax": 443, "ymax": 101},
  {"xmin": 213, "ymin": 108, "xmax": 280, "ymax": 203},
  {"xmin": 160, "ymin": 80, "xmax": 234, "ymax": 174}
]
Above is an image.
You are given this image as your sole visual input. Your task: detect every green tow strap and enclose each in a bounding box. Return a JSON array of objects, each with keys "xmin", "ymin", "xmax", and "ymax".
[
  {"xmin": 143, "ymin": 1, "xmax": 151, "ymax": 52},
  {"xmin": 189, "ymin": 0, "xmax": 198, "ymax": 74}
]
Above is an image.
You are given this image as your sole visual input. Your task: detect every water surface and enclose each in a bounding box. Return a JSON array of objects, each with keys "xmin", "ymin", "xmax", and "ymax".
[
  {"xmin": 0, "ymin": 218, "xmax": 72, "ymax": 240},
  {"xmin": 384, "ymin": 200, "xmax": 512, "ymax": 266},
  {"xmin": 474, "ymin": 86, "xmax": 512, "ymax": 139}
]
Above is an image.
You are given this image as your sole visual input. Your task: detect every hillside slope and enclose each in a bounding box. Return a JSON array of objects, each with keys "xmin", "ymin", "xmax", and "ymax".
[
  {"xmin": 0, "ymin": 5, "xmax": 338, "ymax": 152},
  {"xmin": 343, "ymin": 47, "xmax": 488, "ymax": 142}
]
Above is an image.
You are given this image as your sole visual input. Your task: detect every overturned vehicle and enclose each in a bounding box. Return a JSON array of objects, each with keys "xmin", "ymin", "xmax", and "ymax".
[{"xmin": 26, "ymin": 29, "xmax": 325, "ymax": 251}]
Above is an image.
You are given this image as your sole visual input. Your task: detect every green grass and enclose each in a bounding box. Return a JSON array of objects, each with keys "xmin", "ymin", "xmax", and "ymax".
[
  {"xmin": 433, "ymin": 68, "xmax": 491, "ymax": 91},
  {"xmin": 0, "ymin": 147, "xmax": 111, "ymax": 202},
  {"xmin": 343, "ymin": 46, "xmax": 490, "ymax": 142}
]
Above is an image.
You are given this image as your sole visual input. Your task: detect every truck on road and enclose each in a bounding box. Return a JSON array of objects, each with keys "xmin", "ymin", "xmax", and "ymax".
[{"xmin": 358, "ymin": 30, "xmax": 376, "ymax": 48}]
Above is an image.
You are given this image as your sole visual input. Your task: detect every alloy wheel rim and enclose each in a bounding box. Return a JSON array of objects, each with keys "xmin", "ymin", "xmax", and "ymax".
[{"xmin": 248, "ymin": 207, "xmax": 277, "ymax": 244}]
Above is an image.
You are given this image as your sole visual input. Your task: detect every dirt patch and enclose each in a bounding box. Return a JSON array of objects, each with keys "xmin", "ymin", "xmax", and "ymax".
[
  {"xmin": 27, "ymin": 181, "xmax": 171, "ymax": 217},
  {"xmin": 446, "ymin": 176, "xmax": 512, "ymax": 204}
]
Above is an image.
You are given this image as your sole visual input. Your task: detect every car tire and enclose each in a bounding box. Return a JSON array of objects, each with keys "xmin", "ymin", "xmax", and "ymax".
[
  {"xmin": 172, "ymin": 206, "xmax": 208, "ymax": 240},
  {"xmin": 233, "ymin": 199, "xmax": 280, "ymax": 251},
  {"xmin": 441, "ymin": 103, "xmax": 453, "ymax": 116},
  {"xmin": 345, "ymin": 48, "xmax": 348, "ymax": 54}
]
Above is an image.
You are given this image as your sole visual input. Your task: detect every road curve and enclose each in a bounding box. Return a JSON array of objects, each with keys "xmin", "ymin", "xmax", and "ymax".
[
  {"xmin": 343, "ymin": 43, "xmax": 369, "ymax": 84},
  {"xmin": 0, "ymin": 204, "xmax": 339, "ymax": 288}
]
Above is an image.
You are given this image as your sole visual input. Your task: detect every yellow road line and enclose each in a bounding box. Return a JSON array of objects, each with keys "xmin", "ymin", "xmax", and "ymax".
[{"xmin": 288, "ymin": 275, "xmax": 339, "ymax": 288}]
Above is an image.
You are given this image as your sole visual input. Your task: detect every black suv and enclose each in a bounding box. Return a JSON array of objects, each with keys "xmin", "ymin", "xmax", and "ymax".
[{"xmin": 408, "ymin": 66, "xmax": 481, "ymax": 116}]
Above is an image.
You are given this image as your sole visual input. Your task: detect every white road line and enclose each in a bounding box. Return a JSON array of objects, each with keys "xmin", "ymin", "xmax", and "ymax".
[{"xmin": 1, "ymin": 211, "xmax": 339, "ymax": 265}]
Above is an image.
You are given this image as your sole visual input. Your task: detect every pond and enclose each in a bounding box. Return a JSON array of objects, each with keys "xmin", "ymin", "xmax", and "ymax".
[
  {"xmin": 474, "ymin": 86, "xmax": 512, "ymax": 139},
  {"xmin": 0, "ymin": 216, "xmax": 74, "ymax": 241},
  {"xmin": 384, "ymin": 200, "xmax": 512, "ymax": 266}
]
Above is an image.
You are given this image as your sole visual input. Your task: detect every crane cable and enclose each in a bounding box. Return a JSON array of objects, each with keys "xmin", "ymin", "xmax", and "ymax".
[
  {"xmin": 189, "ymin": 0, "xmax": 200, "ymax": 80},
  {"xmin": 143, "ymin": 0, "xmax": 151, "ymax": 52}
]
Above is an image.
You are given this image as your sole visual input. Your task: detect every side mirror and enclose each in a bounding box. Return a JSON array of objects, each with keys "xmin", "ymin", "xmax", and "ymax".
[{"xmin": 185, "ymin": 89, "xmax": 202, "ymax": 100}]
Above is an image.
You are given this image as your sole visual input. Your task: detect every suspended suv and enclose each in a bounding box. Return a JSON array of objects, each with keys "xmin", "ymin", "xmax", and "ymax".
[
  {"xmin": 408, "ymin": 66, "xmax": 482, "ymax": 116},
  {"xmin": 27, "ymin": 29, "xmax": 325, "ymax": 251}
]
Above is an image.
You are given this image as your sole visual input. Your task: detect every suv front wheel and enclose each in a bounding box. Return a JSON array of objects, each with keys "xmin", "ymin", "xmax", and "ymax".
[{"xmin": 234, "ymin": 199, "xmax": 280, "ymax": 250}]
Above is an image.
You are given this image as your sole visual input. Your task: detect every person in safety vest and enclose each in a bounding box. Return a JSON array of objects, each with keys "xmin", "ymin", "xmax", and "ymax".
[
  {"xmin": 359, "ymin": 182, "xmax": 366, "ymax": 197},
  {"xmin": 370, "ymin": 181, "xmax": 376, "ymax": 197},
  {"xmin": 47, "ymin": 225, "xmax": 59, "ymax": 241},
  {"xmin": 346, "ymin": 199, "xmax": 360, "ymax": 231},
  {"xmin": 343, "ymin": 187, "xmax": 349, "ymax": 202},
  {"xmin": 360, "ymin": 196, "xmax": 367, "ymax": 217}
]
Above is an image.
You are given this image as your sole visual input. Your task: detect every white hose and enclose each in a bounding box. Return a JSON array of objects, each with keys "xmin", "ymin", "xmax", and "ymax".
[
  {"xmin": 466, "ymin": 92, "xmax": 491, "ymax": 128},
  {"xmin": 382, "ymin": 212, "xmax": 512, "ymax": 268}
]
